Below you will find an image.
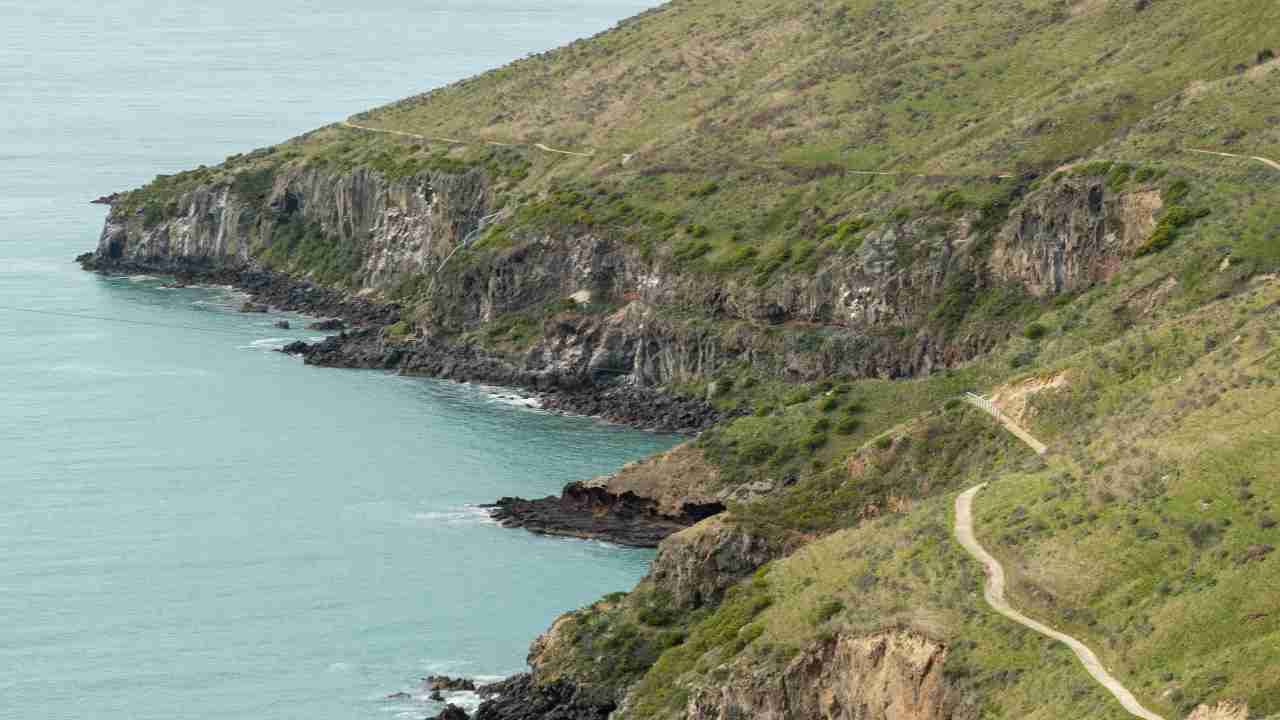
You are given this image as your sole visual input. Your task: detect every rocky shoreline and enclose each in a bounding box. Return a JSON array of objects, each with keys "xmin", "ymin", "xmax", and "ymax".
[
  {"xmin": 77, "ymin": 255, "xmax": 721, "ymax": 434},
  {"xmin": 483, "ymin": 480, "xmax": 724, "ymax": 548},
  {"xmin": 77, "ymin": 255, "xmax": 725, "ymax": 547},
  {"xmin": 284, "ymin": 329, "xmax": 725, "ymax": 434}
]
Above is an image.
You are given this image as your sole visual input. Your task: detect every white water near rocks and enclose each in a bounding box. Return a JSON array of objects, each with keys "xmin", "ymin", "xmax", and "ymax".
[{"xmin": 0, "ymin": 2, "xmax": 666, "ymax": 718}]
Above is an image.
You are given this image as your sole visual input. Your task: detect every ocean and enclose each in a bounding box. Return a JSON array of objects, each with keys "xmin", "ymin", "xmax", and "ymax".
[{"xmin": 0, "ymin": 2, "xmax": 668, "ymax": 718}]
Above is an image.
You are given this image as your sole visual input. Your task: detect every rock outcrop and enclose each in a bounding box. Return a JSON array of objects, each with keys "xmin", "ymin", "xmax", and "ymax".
[
  {"xmin": 473, "ymin": 674, "xmax": 613, "ymax": 720},
  {"xmin": 647, "ymin": 514, "xmax": 786, "ymax": 609},
  {"xmin": 991, "ymin": 176, "xmax": 1162, "ymax": 296},
  {"xmin": 485, "ymin": 480, "xmax": 722, "ymax": 548},
  {"xmin": 682, "ymin": 630, "xmax": 974, "ymax": 720},
  {"xmin": 1185, "ymin": 700, "xmax": 1249, "ymax": 720}
]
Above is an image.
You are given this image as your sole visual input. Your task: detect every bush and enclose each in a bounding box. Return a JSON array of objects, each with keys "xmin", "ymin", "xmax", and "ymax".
[
  {"xmin": 1164, "ymin": 179, "xmax": 1191, "ymax": 205},
  {"xmin": 739, "ymin": 440, "xmax": 778, "ymax": 465},
  {"xmin": 1135, "ymin": 205, "xmax": 1211, "ymax": 256},
  {"xmin": 935, "ymin": 190, "xmax": 968, "ymax": 211},
  {"xmin": 689, "ymin": 181, "xmax": 720, "ymax": 198},
  {"xmin": 805, "ymin": 432, "xmax": 829, "ymax": 451},
  {"xmin": 1133, "ymin": 166, "xmax": 1161, "ymax": 183},
  {"xmin": 818, "ymin": 396, "xmax": 841, "ymax": 412},
  {"xmin": 673, "ymin": 238, "xmax": 713, "ymax": 263},
  {"xmin": 835, "ymin": 416, "xmax": 861, "ymax": 434},
  {"xmin": 1106, "ymin": 163, "xmax": 1133, "ymax": 192},
  {"xmin": 808, "ymin": 598, "xmax": 845, "ymax": 626},
  {"xmin": 874, "ymin": 436, "xmax": 894, "ymax": 450},
  {"xmin": 1024, "ymin": 322, "xmax": 1049, "ymax": 340},
  {"xmin": 813, "ymin": 417, "xmax": 832, "ymax": 433}
]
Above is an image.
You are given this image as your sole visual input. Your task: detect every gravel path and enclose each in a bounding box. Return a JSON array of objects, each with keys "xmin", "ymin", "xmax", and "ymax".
[{"xmin": 956, "ymin": 394, "xmax": 1166, "ymax": 720}]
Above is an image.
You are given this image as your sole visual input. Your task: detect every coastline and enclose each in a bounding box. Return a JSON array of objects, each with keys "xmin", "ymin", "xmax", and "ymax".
[
  {"xmin": 76, "ymin": 253, "xmax": 721, "ymax": 434},
  {"xmin": 77, "ymin": 254, "xmax": 721, "ymax": 549}
]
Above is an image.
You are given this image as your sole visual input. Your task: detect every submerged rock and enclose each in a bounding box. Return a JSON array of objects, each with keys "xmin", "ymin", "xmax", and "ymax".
[
  {"xmin": 273, "ymin": 319, "xmax": 291, "ymax": 329},
  {"xmin": 240, "ymin": 302, "xmax": 269, "ymax": 313},
  {"xmin": 431, "ymin": 704, "xmax": 470, "ymax": 720},
  {"xmin": 306, "ymin": 318, "xmax": 346, "ymax": 331},
  {"xmin": 423, "ymin": 675, "xmax": 478, "ymax": 692}
]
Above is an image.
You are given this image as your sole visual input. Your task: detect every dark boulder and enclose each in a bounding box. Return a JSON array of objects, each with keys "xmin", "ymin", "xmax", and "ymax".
[
  {"xmin": 273, "ymin": 320, "xmax": 291, "ymax": 329},
  {"xmin": 424, "ymin": 675, "xmax": 478, "ymax": 692},
  {"xmin": 307, "ymin": 318, "xmax": 347, "ymax": 331},
  {"xmin": 432, "ymin": 705, "xmax": 470, "ymax": 720},
  {"xmin": 474, "ymin": 674, "xmax": 612, "ymax": 720}
]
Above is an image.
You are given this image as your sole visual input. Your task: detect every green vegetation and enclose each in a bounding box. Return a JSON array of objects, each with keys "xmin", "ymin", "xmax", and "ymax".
[
  {"xmin": 101, "ymin": 0, "xmax": 1280, "ymax": 715},
  {"xmin": 1136, "ymin": 205, "xmax": 1212, "ymax": 257}
]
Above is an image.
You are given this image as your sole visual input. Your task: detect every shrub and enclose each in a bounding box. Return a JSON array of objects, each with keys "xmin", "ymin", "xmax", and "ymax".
[
  {"xmin": 813, "ymin": 417, "xmax": 832, "ymax": 433},
  {"xmin": 1164, "ymin": 179, "xmax": 1191, "ymax": 205},
  {"xmin": 1024, "ymin": 322, "xmax": 1049, "ymax": 340},
  {"xmin": 805, "ymin": 432, "xmax": 829, "ymax": 451},
  {"xmin": 784, "ymin": 388, "xmax": 813, "ymax": 405},
  {"xmin": 818, "ymin": 396, "xmax": 841, "ymax": 412},
  {"xmin": 1106, "ymin": 163, "xmax": 1133, "ymax": 192},
  {"xmin": 673, "ymin": 238, "xmax": 713, "ymax": 263},
  {"xmin": 689, "ymin": 181, "xmax": 720, "ymax": 198},
  {"xmin": 385, "ymin": 320, "xmax": 412, "ymax": 338},
  {"xmin": 1133, "ymin": 166, "xmax": 1160, "ymax": 183},
  {"xmin": 740, "ymin": 440, "xmax": 778, "ymax": 465},
  {"xmin": 935, "ymin": 190, "xmax": 968, "ymax": 211},
  {"xmin": 835, "ymin": 416, "xmax": 861, "ymax": 434},
  {"xmin": 874, "ymin": 436, "xmax": 894, "ymax": 450},
  {"xmin": 1135, "ymin": 205, "xmax": 1211, "ymax": 256},
  {"xmin": 808, "ymin": 598, "xmax": 845, "ymax": 626}
]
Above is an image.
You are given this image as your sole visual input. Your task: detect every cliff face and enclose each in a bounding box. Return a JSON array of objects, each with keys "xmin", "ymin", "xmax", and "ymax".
[
  {"xmin": 683, "ymin": 630, "xmax": 972, "ymax": 720},
  {"xmin": 990, "ymin": 176, "xmax": 1163, "ymax": 296},
  {"xmin": 646, "ymin": 515, "xmax": 785, "ymax": 609},
  {"xmin": 91, "ymin": 162, "xmax": 1164, "ymax": 397},
  {"xmin": 96, "ymin": 165, "xmax": 489, "ymax": 285}
]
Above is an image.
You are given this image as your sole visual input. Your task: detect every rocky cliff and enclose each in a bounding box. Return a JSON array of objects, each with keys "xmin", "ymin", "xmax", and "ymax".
[
  {"xmin": 87, "ymin": 156, "xmax": 1168, "ymax": 408},
  {"xmin": 682, "ymin": 630, "xmax": 972, "ymax": 720}
]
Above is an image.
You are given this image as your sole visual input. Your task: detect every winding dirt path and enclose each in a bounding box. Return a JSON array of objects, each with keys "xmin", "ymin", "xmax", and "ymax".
[
  {"xmin": 1187, "ymin": 148, "xmax": 1280, "ymax": 172},
  {"xmin": 956, "ymin": 395, "xmax": 1166, "ymax": 720},
  {"xmin": 954, "ymin": 486, "xmax": 1166, "ymax": 720},
  {"xmin": 340, "ymin": 120, "xmax": 595, "ymax": 157}
]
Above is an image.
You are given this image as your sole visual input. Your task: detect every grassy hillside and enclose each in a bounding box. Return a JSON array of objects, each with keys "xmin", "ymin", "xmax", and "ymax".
[
  {"xmin": 107, "ymin": 0, "xmax": 1280, "ymax": 716},
  {"xmin": 599, "ymin": 276, "xmax": 1280, "ymax": 720}
]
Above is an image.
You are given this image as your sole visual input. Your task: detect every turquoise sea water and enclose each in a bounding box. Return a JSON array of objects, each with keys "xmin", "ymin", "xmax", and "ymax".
[{"xmin": 0, "ymin": 2, "xmax": 668, "ymax": 718}]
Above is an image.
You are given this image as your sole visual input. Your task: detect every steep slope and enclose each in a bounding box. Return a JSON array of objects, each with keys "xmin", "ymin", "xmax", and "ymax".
[{"xmin": 77, "ymin": 0, "xmax": 1280, "ymax": 718}]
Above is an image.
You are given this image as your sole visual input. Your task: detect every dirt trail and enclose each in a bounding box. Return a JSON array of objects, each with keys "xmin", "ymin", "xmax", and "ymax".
[
  {"xmin": 964, "ymin": 393, "xmax": 1048, "ymax": 455},
  {"xmin": 956, "ymin": 394, "xmax": 1166, "ymax": 720},
  {"xmin": 1187, "ymin": 148, "xmax": 1280, "ymax": 172},
  {"xmin": 340, "ymin": 121, "xmax": 594, "ymax": 158},
  {"xmin": 955, "ymin": 486, "xmax": 1166, "ymax": 720}
]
